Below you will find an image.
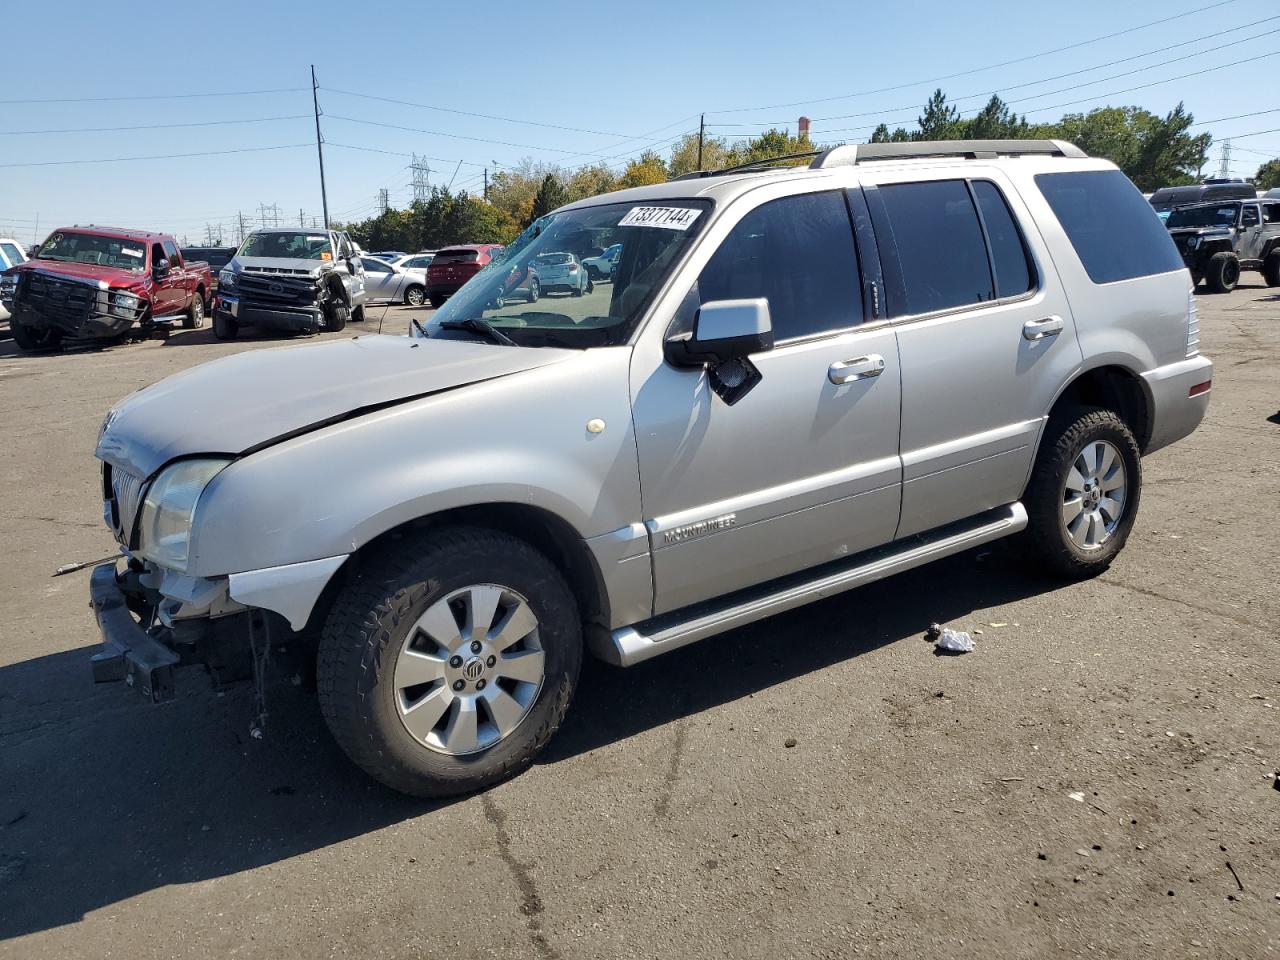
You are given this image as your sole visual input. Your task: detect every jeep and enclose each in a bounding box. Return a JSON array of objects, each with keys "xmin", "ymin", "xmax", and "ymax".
[
  {"xmin": 89, "ymin": 140, "xmax": 1212, "ymax": 797},
  {"xmin": 1165, "ymin": 197, "xmax": 1280, "ymax": 292}
]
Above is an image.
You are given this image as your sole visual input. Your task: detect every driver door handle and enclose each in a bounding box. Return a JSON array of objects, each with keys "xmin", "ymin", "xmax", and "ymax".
[
  {"xmin": 829, "ymin": 354, "xmax": 885, "ymax": 384},
  {"xmin": 1022, "ymin": 316, "xmax": 1064, "ymax": 340}
]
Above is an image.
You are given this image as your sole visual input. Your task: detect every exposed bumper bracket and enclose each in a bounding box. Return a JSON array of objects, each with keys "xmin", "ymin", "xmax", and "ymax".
[{"xmin": 89, "ymin": 563, "xmax": 180, "ymax": 703}]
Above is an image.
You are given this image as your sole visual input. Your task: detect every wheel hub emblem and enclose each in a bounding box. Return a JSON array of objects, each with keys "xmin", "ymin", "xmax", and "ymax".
[{"xmin": 462, "ymin": 657, "xmax": 485, "ymax": 681}]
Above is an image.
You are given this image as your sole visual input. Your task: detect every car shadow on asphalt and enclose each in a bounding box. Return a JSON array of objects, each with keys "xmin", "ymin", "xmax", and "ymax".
[{"xmin": 0, "ymin": 544, "xmax": 1065, "ymax": 941}]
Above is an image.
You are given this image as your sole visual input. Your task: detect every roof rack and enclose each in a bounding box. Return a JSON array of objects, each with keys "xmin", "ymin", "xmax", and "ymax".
[
  {"xmin": 670, "ymin": 151, "xmax": 824, "ymax": 182},
  {"xmin": 811, "ymin": 139, "xmax": 1086, "ymax": 168}
]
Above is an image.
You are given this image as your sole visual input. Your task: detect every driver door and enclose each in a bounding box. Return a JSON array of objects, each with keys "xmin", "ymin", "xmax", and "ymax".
[
  {"xmin": 1239, "ymin": 203, "xmax": 1264, "ymax": 260},
  {"xmin": 629, "ymin": 187, "xmax": 903, "ymax": 616}
]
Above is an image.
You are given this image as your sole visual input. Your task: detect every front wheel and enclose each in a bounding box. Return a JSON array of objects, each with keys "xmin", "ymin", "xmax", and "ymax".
[
  {"xmin": 527, "ymin": 278, "xmax": 540, "ymax": 303},
  {"xmin": 10, "ymin": 320, "xmax": 63, "ymax": 352},
  {"xmin": 212, "ymin": 309, "xmax": 238, "ymax": 340},
  {"xmin": 1205, "ymin": 252, "xmax": 1239, "ymax": 293},
  {"xmin": 1022, "ymin": 406, "xmax": 1141, "ymax": 579},
  {"xmin": 325, "ymin": 302, "xmax": 349, "ymax": 332},
  {"xmin": 317, "ymin": 526, "xmax": 582, "ymax": 797},
  {"xmin": 1263, "ymin": 250, "xmax": 1280, "ymax": 287}
]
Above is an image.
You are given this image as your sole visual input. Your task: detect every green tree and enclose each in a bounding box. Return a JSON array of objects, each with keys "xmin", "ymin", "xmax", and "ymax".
[
  {"xmin": 669, "ymin": 131, "xmax": 731, "ymax": 175},
  {"xmin": 565, "ymin": 163, "xmax": 618, "ymax": 202},
  {"xmin": 530, "ymin": 174, "xmax": 570, "ymax": 223},
  {"xmin": 870, "ymin": 123, "xmax": 912, "ymax": 143},
  {"xmin": 1256, "ymin": 158, "xmax": 1280, "ymax": 190},
  {"xmin": 726, "ymin": 128, "xmax": 815, "ymax": 167},
  {"xmin": 916, "ymin": 89, "xmax": 960, "ymax": 140},
  {"xmin": 618, "ymin": 150, "xmax": 669, "ymax": 188},
  {"xmin": 960, "ymin": 95, "xmax": 1028, "ymax": 140}
]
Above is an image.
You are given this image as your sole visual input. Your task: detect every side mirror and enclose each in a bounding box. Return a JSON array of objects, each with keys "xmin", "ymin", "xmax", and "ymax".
[
  {"xmin": 665, "ymin": 298, "xmax": 773, "ymax": 405},
  {"xmin": 153, "ymin": 258, "xmax": 170, "ymax": 278},
  {"xmin": 665, "ymin": 298, "xmax": 774, "ymax": 367}
]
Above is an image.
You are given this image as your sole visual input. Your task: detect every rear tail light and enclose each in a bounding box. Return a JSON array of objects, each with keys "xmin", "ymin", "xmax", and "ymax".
[
  {"xmin": 1185, "ymin": 289, "xmax": 1200, "ymax": 358},
  {"xmin": 1189, "ymin": 380, "xmax": 1211, "ymax": 397}
]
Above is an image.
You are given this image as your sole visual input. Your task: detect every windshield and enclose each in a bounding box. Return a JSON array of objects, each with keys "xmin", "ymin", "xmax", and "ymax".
[
  {"xmin": 1167, "ymin": 204, "xmax": 1239, "ymax": 228},
  {"xmin": 35, "ymin": 232, "xmax": 147, "ymax": 272},
  {"xmin": 430, "ymin": 200, "xmax": 711, "ymax": 348},
  {"xmin": 238, "ymin": 231, "xmax": 333, "ymax": 260}
]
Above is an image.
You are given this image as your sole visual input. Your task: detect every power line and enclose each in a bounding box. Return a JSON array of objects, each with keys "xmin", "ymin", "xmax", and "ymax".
[
  {"xmin": 0, "ymin": 143, "xmax": 311, "ymax": 169},
  {"xmin": 0, "ymin": 87, "xmax": 308, "ymax": 105},
  {"xmin": 322, "ymin": 87, "xmax": 640, "ymax": 138},
  {"xmin": 0, "ymin": 115, "xmax": 311, "ymax": 136},
  {"xmin": 1191, "ymin": 107, "xmax": 1280, "ymax": 127},
  {"xmin": 708, "ymin": 0, "xmax": 1245, "ymax": 114}
]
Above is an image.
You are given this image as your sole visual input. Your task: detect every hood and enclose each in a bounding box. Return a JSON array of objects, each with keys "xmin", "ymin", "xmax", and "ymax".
[
  {"xmin": 13, "ymin": 259, "xmax": 147, "ymax": 289},
  {"xmin": 233, "ymin": 256, "xmax": 330, "ymax": 277},
  {"xmin": 96, "ymin": 335, "xmax": 574, "ymax": 477}
]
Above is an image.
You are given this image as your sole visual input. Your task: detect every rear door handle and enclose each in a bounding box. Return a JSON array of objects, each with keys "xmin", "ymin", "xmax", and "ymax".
[
  {"xmin": 1022, "ymin": 316, "xmax": 1064, "ymax": 341},
  {"xmin": 829, "ymin": 354, "xmax": 885, "ymax": 384}
]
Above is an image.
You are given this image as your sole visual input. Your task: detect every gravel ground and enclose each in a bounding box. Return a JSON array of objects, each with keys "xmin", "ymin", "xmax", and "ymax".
[{"xmin": 0, "ymin": 287, "xmax": 1277, "ymax": 959}]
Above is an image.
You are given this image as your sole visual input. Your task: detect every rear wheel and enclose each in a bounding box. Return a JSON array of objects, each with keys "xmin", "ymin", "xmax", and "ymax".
[
  {"xmin": 528, "ymin": 278, "xmax": 540, "ymax": 303},
  {"xmin": 317, "ymin": 526, "xmax": 582, "ymax": 797},
  {"xmin": 10, "ymin": 320, "xmax": 62, "ymax": 352},
  {"xmin": 1205, "ymin": 251, "xmax": 1239, "ymax": 293},
  {"xmin": 429, "ymin": 294, "xmax": 446, "ymax": 309},
  {"xmin": 405, "ymin": 284, "xmax": 426, "ymax": 306},
  {"xmin": 1022, "ymin": 406, "xmax": 1141, "ymax": 579},
  {"xmin": 212, "ymin": 309, "xmax": 238, "ymax": 340},
  {"xmin": 182, "ymin": 292, "xmax": 204, "ymax": 329},
  {"xmin": 1263, "ymin": 250, "xmax": 1280, "ymax": 287}
]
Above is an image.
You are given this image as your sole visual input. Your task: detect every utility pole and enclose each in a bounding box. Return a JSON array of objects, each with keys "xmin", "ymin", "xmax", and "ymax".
[
  {"xmin": 299, "ymin": 208, "xmax": 306, "ymax": 226},
  {"xmin": 1217, "ymin": 139, "xmax": 1232, "ymax": 179},
  {"xmin": 237, "ymin": 211, "xmax": 246, "ymax": 242},
  {"xmin": 411, "ymin": 155, "xmax": 433, "ymax": 201},
  {"xmin": 697, "ymin": 113, "xmax": 705, "ymax": 170},
  {"xmin": 483, "ymin": 167, "xmax": 488, "ymax": 200},
  {"xmin": 257, "ymin": 202, "xmax": 281, "ymax": 227},
  {"xmin": 311, "ymin": 64, "xmax": 330, "ymax": 229},
  {"xmin": 378, "ymin": 188, "xmax": 389, "ymax": 215}
]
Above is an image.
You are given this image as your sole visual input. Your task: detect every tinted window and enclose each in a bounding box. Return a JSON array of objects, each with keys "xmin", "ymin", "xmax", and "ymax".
[
  {"xmin": 361, "ymin": 257, "xmax": 391, "ymax": 273},
  {"xmin": 404, "ymin": 256, "xmax": 433, "ymax": 268},
  {"xmin": 162, "ymin": 240, "xmax": 181, "ymax": 265},
  {"xmin": 877, "ymin": 180, "xmax": 992, "ymax": 314},
  {"xmin": 1265, "ymin": 204, "xmax": 1280, "ymax": 224},
  {"xmin": 1242, "ymin": 205, "xmax": 1260, "ymax": 227},
  {"xmin": 696, "ymin": 191, "xmax": 862, "ymax": 340},
  {"xmin": 972, "ymin": 181, "xmax": 1034, "ymax": 299},
  {"xmin": 433, "ymin": 250, "xmax": 480, "ymax": 264},
  {"xmin": 1036, "ymin": 170, "xmax": 1183, "ymax": 284}
]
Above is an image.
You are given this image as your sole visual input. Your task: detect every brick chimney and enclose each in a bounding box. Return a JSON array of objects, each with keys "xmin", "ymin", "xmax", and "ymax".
[{"xmin": 798, "ymin": 116, "xmax": 811, "ymax": 139}]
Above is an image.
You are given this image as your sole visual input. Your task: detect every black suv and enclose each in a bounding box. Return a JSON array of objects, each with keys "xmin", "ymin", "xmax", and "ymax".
[{"xmin": 1165, "ymin": 198, "xmax": 1280, "ymax": 292}]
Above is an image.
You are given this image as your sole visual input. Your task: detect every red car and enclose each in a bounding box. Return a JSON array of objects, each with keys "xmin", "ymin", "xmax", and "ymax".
[
  {"xmin": 426, "ymin": 244, "xmax": 504, "ymax": 308},
  {"xmin": 1, "ymin": 226, "xmax": 212, "ymax": 352}
]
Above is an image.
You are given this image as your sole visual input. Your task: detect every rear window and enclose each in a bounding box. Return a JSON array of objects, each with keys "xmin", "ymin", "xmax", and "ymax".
[
  {"xmin": 433, "ymin": 250, "xmax": 480, "ymax": 264},
  {"xmin": 1036, "ymin": 170, "xmax": 1183, "ymax": 284},
  {"xmin": 535, "ymin": 253, "xmax": 573, "ymax": 265}
]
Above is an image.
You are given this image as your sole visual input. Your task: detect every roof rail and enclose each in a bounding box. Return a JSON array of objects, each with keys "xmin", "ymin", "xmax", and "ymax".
[
  {"xmin": 670, "ymin": 150, "xmax": 824, "ymax": 182},
  {"xmin": 811, "ymin": 139, "xmax": 1087, "ymax": 169}
]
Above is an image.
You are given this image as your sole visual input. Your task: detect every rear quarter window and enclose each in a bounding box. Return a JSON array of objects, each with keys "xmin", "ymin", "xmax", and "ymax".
[{"xmin": 1035, "ymin": 170, "xmax": 1183, "ymax": 284}]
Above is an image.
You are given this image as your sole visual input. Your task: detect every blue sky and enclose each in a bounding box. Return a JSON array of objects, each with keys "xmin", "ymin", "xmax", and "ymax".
[{"xmin": 2, "ymin": 0, "xmax": 1277, "ymax": 246}]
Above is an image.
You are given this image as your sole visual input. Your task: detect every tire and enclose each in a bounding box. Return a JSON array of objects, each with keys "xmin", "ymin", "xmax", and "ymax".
[
  {"xmin": 212, "ymin": 309, "xmax": 238, "ymax": 341},
  {"xmin": 325, "ymin": 303, "xmax": 349, "ymax": 332},
  {"xmin": 429, "ymin": 294, "xmax": 446, "ymax": 309},
  {"xmin": 1022, "ymin": 406, "xmax": 1142, "ymax": 579},
  {"xmin": 571, "ymin": 282, "xmax": 583, "ymax": 298},
  {"xmin": 351, "ymin": 304, "xmax": 366, "ymax": 323},
  {"xmin": 182, "ymin": 292, "xmax": 204, "ymax": 329},
  {"xmin": 586, "ymin": 277, "xmax": 595, "ymax": 294},
  {"xmin": 1264, "ymin": 250, "xmax": 1280, "ymax": 287},
  {"xmin": 586, "ymin": 265, "xmax": 600, "ymax": 281},
  {"xmin": 493, "ymin": 293, "xmax": 506, "ymax": 309},
  {"xmin": 528, "ymin": 278, "xmax": 540, "ymax": 303},
  {"xmin": 404, "ymin": 284, "xmax": 426, "ymax": 306},
  {"xmin": 317, "ymin": 526, "xmax": 582, "ymax": 797},
  {"xmin": 1190, "ymin": 270, "xmax": 1204, "ymax": 288},
  {"xmin": 10, "ymin": 319, "xmax": 62, "ymax": 352},
  {"xmin": 1205, "ymin": 251, "xmax": 1239, "ymax": 293}
]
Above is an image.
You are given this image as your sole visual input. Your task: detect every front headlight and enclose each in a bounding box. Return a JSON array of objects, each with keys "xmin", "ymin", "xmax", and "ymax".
[
  {"xmin": 109, "ymin": 290, "xmax": 139, "ymax": 318},
  {"xmin": 138, "ymin": 458, "xmax": 231, "ymax": 571},
  {"xmin": 219, "ymin": 269, "xmax": 237, "ymax": 291}
]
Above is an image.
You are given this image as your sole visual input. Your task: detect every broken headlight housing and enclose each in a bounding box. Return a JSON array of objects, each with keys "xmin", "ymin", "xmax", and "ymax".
[
  {"xmin": 109, "ymin": 290, "xmax": 140, "ymax": 318},
  {"xmin": 137, "ymin": 458, "xmax": 231, "ymax": 571}
]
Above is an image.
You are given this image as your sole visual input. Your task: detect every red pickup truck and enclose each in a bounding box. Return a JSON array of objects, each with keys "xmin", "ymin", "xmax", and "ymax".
[{"xmin": 0, "ymin": 226, "xmax": 213, "ymax": 352}]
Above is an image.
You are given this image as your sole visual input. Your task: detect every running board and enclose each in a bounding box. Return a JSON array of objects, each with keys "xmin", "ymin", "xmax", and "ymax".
[{"xmin": 597, "ymin": 502, "xmax": 1027, "ymax": 667}]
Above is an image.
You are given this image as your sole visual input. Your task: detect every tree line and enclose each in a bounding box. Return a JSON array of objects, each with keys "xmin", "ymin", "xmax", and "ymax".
[{"xmin": 337, "ymin": 88, "xmax": 1279, "ymax": 251}]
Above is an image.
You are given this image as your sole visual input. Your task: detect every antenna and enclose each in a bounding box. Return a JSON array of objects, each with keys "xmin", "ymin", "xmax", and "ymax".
[{"xmin": 411, "ymin": 155, "xmax": 433, "ymax": 201}]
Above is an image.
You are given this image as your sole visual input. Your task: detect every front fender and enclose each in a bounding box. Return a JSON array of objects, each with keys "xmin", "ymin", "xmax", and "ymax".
[{"xmin": 187, "ymin": 348, "xmax": 642, "ymax": 578}]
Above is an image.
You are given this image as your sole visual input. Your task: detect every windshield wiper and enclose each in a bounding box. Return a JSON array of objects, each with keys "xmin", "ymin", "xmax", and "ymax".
[{"xmin": 436, "ymin": 317, "xmax": 517, "ymax": 346}]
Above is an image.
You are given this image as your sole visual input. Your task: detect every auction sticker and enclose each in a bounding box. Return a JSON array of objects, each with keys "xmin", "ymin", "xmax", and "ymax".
[{"xmin": 618, "ymin": 206, "xmax": 701, "ymax": 230}]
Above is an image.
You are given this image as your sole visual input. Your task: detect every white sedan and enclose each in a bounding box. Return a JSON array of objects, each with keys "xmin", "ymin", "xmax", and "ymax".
[{"xmin": 359, "ymin": 256, "xmax": 429, "ymax": 306}]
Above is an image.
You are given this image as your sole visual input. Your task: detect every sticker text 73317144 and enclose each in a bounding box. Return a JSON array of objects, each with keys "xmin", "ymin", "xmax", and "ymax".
[{"xmin": 618, "ymin": 207, "xmax": 702, "ymax": 231}]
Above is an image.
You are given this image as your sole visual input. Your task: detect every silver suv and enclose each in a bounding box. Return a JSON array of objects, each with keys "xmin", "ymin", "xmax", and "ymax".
[{"xmin": 90, "ymin": 140, "xmax": 1212, "ymax": 796}]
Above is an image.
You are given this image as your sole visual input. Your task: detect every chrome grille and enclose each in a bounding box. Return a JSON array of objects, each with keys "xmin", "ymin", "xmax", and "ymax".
[{"xmin": 109, "ymin": 466, "xmax": 147, "ymax": 545}]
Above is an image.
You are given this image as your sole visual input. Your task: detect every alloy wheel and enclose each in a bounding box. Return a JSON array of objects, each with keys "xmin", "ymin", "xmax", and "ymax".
[
  {"xmin": 394, "ymin": 584, "xmax": 545, "ymax": 756},
  {"xmin": 1061, "ymin": 440, "xmax": 1127, "ymax": 550}
]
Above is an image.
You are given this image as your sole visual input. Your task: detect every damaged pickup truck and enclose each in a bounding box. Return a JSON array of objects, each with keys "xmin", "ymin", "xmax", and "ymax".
[
  {"xmin": 1, "ymin": 227, "xmax": 211, "ymax": 352},
  {"xmin": 213, "ymin": 227, "xmax": 367, "ymax": 339}
]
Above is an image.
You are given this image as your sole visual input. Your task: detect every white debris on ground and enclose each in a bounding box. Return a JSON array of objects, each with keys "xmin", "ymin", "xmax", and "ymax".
[{"xmin": 936, "ymin": 628, "xmax": 975, "ymax": 654}]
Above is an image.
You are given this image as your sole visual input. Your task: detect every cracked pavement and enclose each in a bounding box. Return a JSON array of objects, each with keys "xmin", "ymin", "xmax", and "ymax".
[{"xmin": 0, "ymin": 289, "xmax": 1277, "ymax": 959}]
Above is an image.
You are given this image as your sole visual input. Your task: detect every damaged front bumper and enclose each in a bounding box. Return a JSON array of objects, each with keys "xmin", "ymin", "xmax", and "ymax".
[{"xmin": 216, "ymin": 293, "xmax": 324, "ymax": 333}]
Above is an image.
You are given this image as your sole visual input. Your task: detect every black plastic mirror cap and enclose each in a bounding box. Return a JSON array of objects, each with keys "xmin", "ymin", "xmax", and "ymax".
[{"xmin": 664, "ymin": 329, "xmax": 774, "ymax": 367}]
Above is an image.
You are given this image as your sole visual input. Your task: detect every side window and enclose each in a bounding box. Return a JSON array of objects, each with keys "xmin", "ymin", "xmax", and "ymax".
[
  {"xmin": 150, "ymin": 242, "xmax": 165, "ymax": 266},
  {"xmin": 1035, "ymin": 170, "xmax": 1182, "ymax": 284},
  {"xmin": 972, "ymin": 181, "xmax": 1034, "ymax": 299},
  {"xmin": 1263, "ymin": 204, "xmax": 1280, "ymax": 224},
  {"xmin": 876, "ymin": 180, "xmax": 993, "ymax": 315},
  {"xmin": 363, "ymin": 258, "xmax": 390, "ymax": 273},
  {"xmin": 1241, "ymin": 205, "xmax": 1260, "ymax": 227},
  {"xmin": 696, "ymin": 191, "xmax": 862, "ymax": 340},
  {"xmin": 162, "ymin": 240, "xmax": 181, "ymax": 266}
]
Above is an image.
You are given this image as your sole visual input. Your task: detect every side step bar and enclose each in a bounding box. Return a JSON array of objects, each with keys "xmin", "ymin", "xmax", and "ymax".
[{"xmin": 597, "ymin": 503, "xmax": 1027, "ymax": 667}]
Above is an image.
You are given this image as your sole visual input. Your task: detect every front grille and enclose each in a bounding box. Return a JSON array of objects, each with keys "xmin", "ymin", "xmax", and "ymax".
[
  {"xmin": 238, "ymin": 272, "xmax": 319, "ymax": 308},
  {"xmin": 105, "ymin": 464, "xmax": 147, "ymax": 546},
  {"xmin": 17, "ymin": 272, "xmax": 96, "ymax": 324}
]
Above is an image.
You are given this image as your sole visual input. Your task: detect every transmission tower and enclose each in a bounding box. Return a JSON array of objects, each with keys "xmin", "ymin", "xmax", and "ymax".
[
  {"xmin": 378, "ymin": 188, "xmax": 389, "ymax": 214},
  {"xmin": 1217, "ymin": 140, "xmax": 1232, "ymax": 179},
  {"xmin": 411, "ymin": 155, "xmax": 433, "ymax": 201},
  {"xmin": 257, "ymin": 202, "xmax": 281, "ymax": 228}
]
